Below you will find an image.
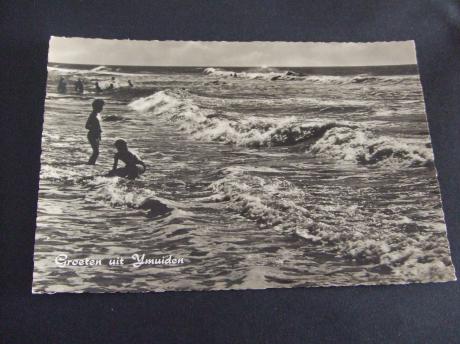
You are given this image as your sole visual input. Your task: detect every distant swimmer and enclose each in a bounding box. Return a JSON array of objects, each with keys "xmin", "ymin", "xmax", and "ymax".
[
  {"xmin": 95, "ymin": 81, "xmax": 102, "ymax": 93},
  {"xmin": 57, "ymin": 77, "xmax": 67, "ymax": 93},
  {"xmin": 108, "ymin": 76, "xmax": 116, "ymax": 90},
  {"xmin": 108, "ymin": 139, "xmax": 146, "ymax": 180},
  {"xmin": 128, "ymin": 80, "xmax": 134, "ymax": 87},
  {"xmin": 75, "ymin": 78, "xmax": 84, "ymax": 94},
  {"xmin": 85, "ymin": 99, "xmax": 105, "ymax": 165}
]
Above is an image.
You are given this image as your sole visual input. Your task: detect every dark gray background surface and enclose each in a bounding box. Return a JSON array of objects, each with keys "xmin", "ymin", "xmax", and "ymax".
[{"xmin": 1, "ymin": 1, "xmax": 460, "ymax": 343}]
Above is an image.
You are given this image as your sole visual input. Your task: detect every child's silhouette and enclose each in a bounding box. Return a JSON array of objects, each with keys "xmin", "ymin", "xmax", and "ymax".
[
  {"xmin": 85, "ymin": 99, "xmax": 105, "ymax": 165},
  {"xmin": 108, "ymin": 139, "xmax": 146, "ymax": 179},
  {"xmin": 57, "ymin": 77, "xmax": 67, "ymax": 93},
  {"xmin": 95, "ymin": 81, "xmax": 102, "ymax": 93},
  {"xmin": 75, "ymin": 78, "xmax": 84, "ymax": 94}
]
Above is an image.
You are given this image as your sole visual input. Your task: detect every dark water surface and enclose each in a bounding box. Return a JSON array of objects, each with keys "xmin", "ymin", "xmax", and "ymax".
[{"xmin": 33, "ymin": 64, "xmax": 455, "ymax": 292}]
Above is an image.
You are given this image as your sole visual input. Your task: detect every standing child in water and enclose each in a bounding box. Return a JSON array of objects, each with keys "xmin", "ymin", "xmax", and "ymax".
[
  {"xmin": 85, "ymin": 99, "xmax": 105, "ymax": 165},
  {"xmin": 108, "ymin": 139, "xmax": 146, "ymax": 179}
]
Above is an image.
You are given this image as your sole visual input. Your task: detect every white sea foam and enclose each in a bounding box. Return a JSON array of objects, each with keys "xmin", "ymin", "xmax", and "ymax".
[
  {"xmin": 90, "ymin": 66, "xmax": 109, "ymax": 72},
  {"xmin": 203, "ymin": 68, "xmax": 419, "ymax": 84},
  {"xmin": 129, "ymin": 89, "xmax": 433, "ymax": 168},
  {"xmin": 203, "ymin": 67, "xmax": 304, "ymax": 81},
  {"xmin": 210, "ymin": 167, "xmax": 453, "ymax": 279},
  {"xmin": 310, "ymin": 126, "xmax": 433, "ymax": 167},
  {"xmin": 129, "ymin": 90, "xmax": 341, "ymax": 146},
  {"xmin": 129, "ymin": 90, "xmax": 183, "ymax": 114},
  {"xmin": 40, "ymin": 164, "xmax": 91, "ymax": 181},
  {"xmin": 97, "ymin": 79, "xmax": 130, "ymax": 90},
  {"xmin": 88, "ymin": 65, "xmax": 151, "ymax": 77},
  {"xmin": 81, "ymin": 176, "xmax": 156, "ymax": 208},
  {"xmin": 350, "ymin": 74, "xmax": 420, "ymax": 84},
  {"xmin": 47, "ymin": 66, "xmax": 85, "ymax": 75}
]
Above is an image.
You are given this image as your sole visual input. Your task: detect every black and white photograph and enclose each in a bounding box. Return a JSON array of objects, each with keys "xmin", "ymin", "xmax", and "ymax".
[{"xmin": 33, "ymin": 37, "xmax": 456, "ymax": 293}]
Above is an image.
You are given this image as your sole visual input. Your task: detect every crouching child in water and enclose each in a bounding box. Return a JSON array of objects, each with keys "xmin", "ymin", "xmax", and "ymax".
[{"xmin": 108, "ymin": 139, "xmax": 146, "ymax": 179}]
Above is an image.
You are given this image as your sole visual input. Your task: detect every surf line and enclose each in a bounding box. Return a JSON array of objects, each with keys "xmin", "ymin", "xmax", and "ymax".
[{"xmin": 131, "ymin": 253, "xmax": 185, "ymax": 267}]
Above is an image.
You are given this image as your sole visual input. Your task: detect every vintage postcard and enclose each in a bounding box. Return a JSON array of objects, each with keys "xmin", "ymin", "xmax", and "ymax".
[{"xmin": 33, "ymin": 38, "xmax": 456, "ymax": 293}]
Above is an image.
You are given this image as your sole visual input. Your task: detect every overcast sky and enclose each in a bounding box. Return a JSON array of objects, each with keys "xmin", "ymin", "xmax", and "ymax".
[{"xmin": 49, "ymin": 37, "xmax": 417, "ymax": 67}]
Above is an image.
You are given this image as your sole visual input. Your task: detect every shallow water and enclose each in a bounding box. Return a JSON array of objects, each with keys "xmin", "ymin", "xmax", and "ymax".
[{"xmin": 33, "ymin": 65, "xmax": 455, "ymax": 293}]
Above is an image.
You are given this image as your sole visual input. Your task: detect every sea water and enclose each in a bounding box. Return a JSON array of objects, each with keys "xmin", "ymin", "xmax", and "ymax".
[{"xmin": 33, "ymin": 64, "xmax": 455, "ymax": 292}]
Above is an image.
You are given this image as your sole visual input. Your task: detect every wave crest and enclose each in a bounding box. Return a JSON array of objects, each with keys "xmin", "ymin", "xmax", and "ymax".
[
  {"xmin": 129, "ymin": 90, "xmax": 433, "ymax": 168},
  {"xmin": 128, "ymin": 90, "xmax": 344, "ymax": 147},
  {"xmin": 204, "ymin": 67, "xmax": 303, "ymax": 81},
  {"xmin": 210, "ymin": 168, "xmax": 453, "ymax": 278},
  {"xmin": 310, "ymin": 127, "xmax": 433, "ymax": 167},
  {"xmin": 90, "ymin": 65, "xmax": 109, "ymax": 72},
  {"xmin": 81, "ymin": 176, "xmax": 156, "ymax": 208},
  {"xmin": 203, "ymin": 68, "xmax": 419, "ymax": 84}
]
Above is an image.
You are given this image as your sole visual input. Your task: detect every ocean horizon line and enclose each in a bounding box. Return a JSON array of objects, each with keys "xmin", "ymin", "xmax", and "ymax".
[{"xmin": 48, "ymin": 61, "xmax": 418, "ymax": 69}]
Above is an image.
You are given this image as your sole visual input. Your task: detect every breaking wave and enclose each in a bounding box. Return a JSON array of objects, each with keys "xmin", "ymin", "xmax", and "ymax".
[
  {"xmin": 90, "ymin": 65, "xmax": 110, "ymax": 72},
  {"xmin": 310, "ymin": 126, "xmax": 433, "ymax": 167},
  {"xmin": 40, "ymin": 165, "xmax": 155, "ymax": 208},
  {"xmin": 89, "ymin": 65, "xmax": 149, "ymax": 78},
  {"xmin": 350, "ymin": 74, "xmax": 420, "ymax": 83},
  {"xmin": 209, "ymin": 168, "xmax": 453, "ymax": 280},
  {"xmin": 80, "ymin": 176, "xmax": 156, "ymax": 208},
  {"xmin": 47, "ymin": 66, "xmax": 84, "ymax": 75},
  {"xmin": 97, "ymin": 79, "xmax": 131, "ymax": 90},
  {"xmin": 204, "ymin": 67, "xmax": 304, "ymax": 81},
  {"xmin": 203, "ymin": 68, "xmax": 419, "ymax": 84},
  {"xmin": 129, "ymin": 89, "xmax": 347, "ymax": 147},
  {"xmin": 129, "ymin": 89, "xmax": 433, "ymax": 168},
  {"xmin": 40, "ymin": 163, "xmax": 173, "ymax": 218}
]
